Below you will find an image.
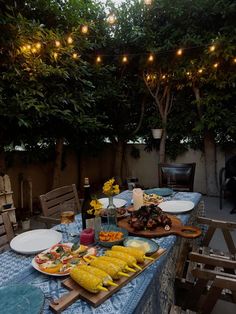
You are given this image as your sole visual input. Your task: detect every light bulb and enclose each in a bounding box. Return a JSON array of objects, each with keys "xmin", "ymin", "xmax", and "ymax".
[
  {"xmin": 53, "ymin": 52, "xmax": 58, "ymax": 59},
  {"xmin": 67, "ymin": 36, "xmax": 73, "ymax": 44},
  {"xmin": 96, "ymin": 56, "xmax": 101, "ymax": 63},
  {"xmin": 234, "ymin": 58, "xmax": 236, "ymax": 63},
  {"xmin": 209, "ymin": 45, "xmax": 215, "ymax": 52},
  {"xmin": 35, "ymin": 43, "xmax": 41, "ymax": 49},
  {"xmin": 81, "ymin": 25, "xmax": 88, "ymax": 34},
  {"xmin": 198, "ymin": 69, "xmax": 203, "ymax": 73},
  {"xmin": 177, "ymin": 49, "xmax": 183, "ymax": 56},
  {"xmin": 31, "ymin": 48, "xmax": 37, "ymax": 53},
  {"xmin": 55, "ymin": 40, "xmax": 61, "ymax": 47},
  {"xmin": 162, "ymin": 75, "xmax": 166, "ymax": 79},
  {"xmin": 148, "ymin": 54, "xmax": 154, "ymax": 62},
  {"xmin": 27, "ymin": 44, "xmax": 31, "ymax": 49},
  {"xmin": 144, "ymin": 0, "xmax": 152, "ymax": 4},
  {"xmin": 72, "ymin": 53, "xmax": 78, "ymax": 59},
  {"xmin": 213, "ymin": 62, "xmax": 219, "ymax": 68},
  {"xmin": 122, "ymin": 56, "xmax": 128, "ymax": 63}
]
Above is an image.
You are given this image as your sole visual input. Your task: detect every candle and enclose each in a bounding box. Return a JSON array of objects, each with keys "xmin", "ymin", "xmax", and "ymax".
[
  {"xmin": 133, "ymin": 188, "xmax": 144, "ymax": 211},
  {"xmin": 80, "ymin": 228, "xmax": 95, "ymax": 245}
]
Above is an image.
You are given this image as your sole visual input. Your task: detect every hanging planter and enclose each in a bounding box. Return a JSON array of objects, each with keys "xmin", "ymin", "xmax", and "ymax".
[{"xmin": 151, "ymin": 128, "xmax": 163, "ymax": 139}]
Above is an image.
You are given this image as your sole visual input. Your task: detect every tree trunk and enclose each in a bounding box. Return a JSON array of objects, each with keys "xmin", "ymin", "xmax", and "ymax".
[
  {"xmin": 159, "ymin": 128, "xmax": 167, "ymax": 163},
  {"xmin": 193, "ymin": 86, "xmax": 218, "ymax": 196},
  {"xmin": 52, "ymin": 137, "xmax": 64, "ymax": 189},
  {"xmin": 204, "ymin": 131, "xmax": 218, "ymax": 196}
]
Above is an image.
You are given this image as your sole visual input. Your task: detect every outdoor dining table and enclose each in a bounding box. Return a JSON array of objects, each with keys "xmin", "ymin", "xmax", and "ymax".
[{"xmin": 0, "ymin": 190, "xmax": 203, "ymax": 314}]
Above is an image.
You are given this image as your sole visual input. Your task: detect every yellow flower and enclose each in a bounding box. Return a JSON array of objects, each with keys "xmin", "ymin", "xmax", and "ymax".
[
  {"xmin": 87, "ymin": 199, "xmax": 103, "ymax": 216},
  {"xmin": 102, "ymin": 178, "xmax": 120, "ymax": 196}
]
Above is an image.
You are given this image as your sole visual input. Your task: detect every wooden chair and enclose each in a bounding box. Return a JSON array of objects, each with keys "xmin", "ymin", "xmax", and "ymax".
[
  {"xmin": 170, "ymin": 275, "xmax": 236, "ymax": 314},
  {"xmin": 0, "ymin": 212, "xmax": 15, "ymax": 252},
  {"xmin": 158, "ymin": 163, "xmax": 196, "ymax": 192},
  {"xmin": 174, "ymin": 216, "xmax": 236, "ymax": 313},
  {"xmin": 39, "ymin": 184, "xmax": 81, "ymax": 228}
]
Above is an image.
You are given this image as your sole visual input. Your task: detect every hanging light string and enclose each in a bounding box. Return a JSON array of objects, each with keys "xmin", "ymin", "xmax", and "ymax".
[{"xmin": 18, "ymin": 34, "xmax": 235, "ymax": 68}]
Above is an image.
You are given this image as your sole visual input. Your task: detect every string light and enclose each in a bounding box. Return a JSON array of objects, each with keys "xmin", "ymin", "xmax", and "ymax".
[
  {"xmin": 177, "ymin": 49, "xmax": 183, "ymax": 56},
  {"xmin": 148, "ymin": 54, "xmax": 154, "ymax": 62},
  {"xmin": 107, "ymin": 14, "xmax": 116, "ymax": 24},
  {"xmin": 27, "ymin": 44, "xmax": 31, "ymax": 49},
  {"xmin": 72, "ymin": 53, "xmax": 78, "ymax": 59},
  {"xmin": 55, "ymin": 40, "xmax": 61, "ymax": 47},
  {"xmin": 162, "ymin": 74, "xmax": 166, "ymax": 79},
  {"xmin": 209, "ymin": 45, "xmax": 216, "ymax": 52},
  {"xmin": 213, "ymin": 62, "xmax": 219, "ymax": 68},
  {"xmin": 144, "ymin": 0, "xmax": 152, "ymax": 4},
  {"xmin": 67, "ymin": 36, "xmax": 73, "ymax": 44},
  {"xmin": 233, "ymin": 58, "xmax": 236, "ymax": 63},
  {"xmin": 21, "ymin": 46, "xmax": 27, "ymax": 51},
  {"xmin": 96, "ymin": 56, "xmax": 101, "ymax": 63},
  {"xmin": 198, "ymin": 69, "xmax": 203, "ymax": 73},
  {"xmin": 53, "ymin": 52, "xmax": 58, "ymax": 59},
  {"xmin": 122, "ymin": 55, "xmax": 128, "ymax": 63},
  {"xmin": 81, "ymin": 25, "xmax": 88, "ymax": 34},
  {"xmin": 35, "ymin": 43, "xmax": 41, "ymax": 49},
  {"xmin": 31, "ymin": 47, "xmax": 37, "ymax": 53}
]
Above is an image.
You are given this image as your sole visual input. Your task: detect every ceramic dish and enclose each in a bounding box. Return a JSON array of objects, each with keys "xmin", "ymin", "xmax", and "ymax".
[
  {"xmin": 158, "ymin": 200, "xmax": 194, "ymax": 214},
  {"xmin": 98, "ymin": 197, "xmax": 127, "ymax": 208},
  {"xmin": 31, "ymin": 243, "xmax": 73, "ymax": 276},
  {"xmin": 98, "ymin": 225, "xmax": 128, "ymax": 248},
  {"xmin": 0, "ymin": 284, "xmax": 44, "ymax": 314},
  {"xmin": 144, "ymin": 188, "xmax": 174, "ymax": 197},
  {"xmin": 10, "ymin": 229, "xmax": 62, "ymax": 255},
  {"xmin": 100, "ymin": 207, "xmax": 129, "ymax": 219},
  {"xmin": 123, "ymin": 236, "xmax": 159, "ymax": 255}
]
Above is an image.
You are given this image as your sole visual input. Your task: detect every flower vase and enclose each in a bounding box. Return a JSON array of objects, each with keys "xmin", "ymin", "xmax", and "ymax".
[
  {"xmin": 94, "ymin": 216, "xmax": 102, "ymax": 241},
  {"xmin": 107, "ymin": 196, "xmax": 117, "ymax": 226}
]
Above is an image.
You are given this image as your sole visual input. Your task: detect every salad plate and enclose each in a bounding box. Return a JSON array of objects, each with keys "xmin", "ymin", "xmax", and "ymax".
[
  {"xmin": 158, "ymin": 200, "xmax": 194, "ymax": 214},
  {"xmin": 10, "ymin": 229, "xmax": 62, "ymax": 255},
  {"xmin": 32, "ymin": 243, "xmax": 96, "ymax": 276}
]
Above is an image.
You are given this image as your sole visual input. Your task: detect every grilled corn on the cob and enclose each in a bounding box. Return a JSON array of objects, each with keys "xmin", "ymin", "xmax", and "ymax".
[
  {"xmin": 90, "ymin": 258, "xmax": 129, "ymax": 279},
  {"xmin": 78, "ymin": 265, "xmax": 117, "ymax": 287},
  {"xmin": 105, "ymin": 250, "xmax": 142, "ymax": 270},
  {"xmin": 97, "ymin": 256, "xmax": 136, "ymax": 273},
  {"xmin": 70, "ymin": 268, "xmax": 108, "ymax": 293},
  {"xmin": 112, "ymin": 246, "xmax": 154, "ymax": 263}
]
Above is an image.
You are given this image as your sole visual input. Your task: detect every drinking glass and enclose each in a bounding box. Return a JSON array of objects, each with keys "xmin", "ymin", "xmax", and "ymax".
[{"xmin": 60, "ymin": 200, "xmax": 76, "ymax": 224}]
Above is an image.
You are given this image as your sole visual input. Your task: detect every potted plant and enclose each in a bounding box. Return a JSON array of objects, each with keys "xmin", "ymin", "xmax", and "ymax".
[{"xmin": 147, "ymin": 116, "xmax": 163, "ymax": 139}]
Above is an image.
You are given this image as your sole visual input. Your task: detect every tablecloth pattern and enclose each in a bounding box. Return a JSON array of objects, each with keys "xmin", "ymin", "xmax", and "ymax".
[{"xmin": 0, "ymin": 191, "xmax": 203, "ymax": 314}]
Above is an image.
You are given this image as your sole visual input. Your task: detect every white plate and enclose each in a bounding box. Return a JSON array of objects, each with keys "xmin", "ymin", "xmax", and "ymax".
[
  {"xmin": 10, "ymin": 229, "xmax": 62, "ymax": 255},
  {"xmin": 31, "ymin": 243, "xmax": 72, "ymax": 277},
  {"xmin": 158, "ymin": 200, "xmax": 194, "ymax": 214},
  {"xmin": 98, "ymin": 197, "xmax": 127, "ymax": 208}
]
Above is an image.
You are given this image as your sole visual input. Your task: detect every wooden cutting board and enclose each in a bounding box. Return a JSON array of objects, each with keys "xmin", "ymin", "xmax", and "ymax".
[
  {"xmin": 49, "ymin": 248, "xmax": 166, "ymax": 313},
  {"xmin": 118, "ymin": 215, "xmax": 201, "ymax": 238}
]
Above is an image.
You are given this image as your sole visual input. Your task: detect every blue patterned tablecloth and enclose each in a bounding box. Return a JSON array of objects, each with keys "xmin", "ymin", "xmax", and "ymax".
[{"xmin": 0, "ymin": 191, "xmax": 202, "ymax": 314}]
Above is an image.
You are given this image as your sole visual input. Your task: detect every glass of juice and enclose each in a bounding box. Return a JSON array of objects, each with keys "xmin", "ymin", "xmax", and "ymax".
[{"xmin": 60, "ymin": 200, "xmax": 76, "ymax": 224}]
